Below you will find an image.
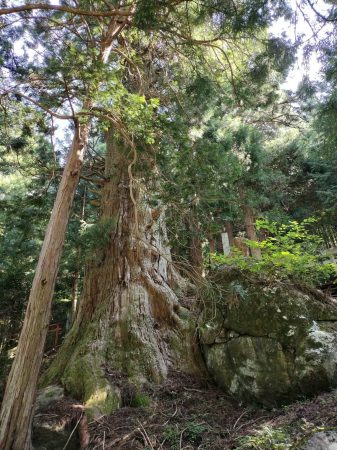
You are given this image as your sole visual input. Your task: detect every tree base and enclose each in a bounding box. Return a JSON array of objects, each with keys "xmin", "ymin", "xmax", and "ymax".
[{"xmin": 41, "ymin": 280, "xmax": 202, "ymax": 421}]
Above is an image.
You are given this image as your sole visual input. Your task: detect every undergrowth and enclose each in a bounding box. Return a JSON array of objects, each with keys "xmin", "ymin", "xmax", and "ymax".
[{"xmin": 211, "ymin": 218, "xmax": 337, "ymax": 287}]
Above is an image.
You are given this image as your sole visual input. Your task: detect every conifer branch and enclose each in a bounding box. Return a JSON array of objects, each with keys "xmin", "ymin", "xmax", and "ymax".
[
  {"xmin": 0, "ymin": 3, "xmax": 134, "ymax": 18},
  {"xmin": 1, "ymin": 89, "xmax": 74, "ymax": 120}
]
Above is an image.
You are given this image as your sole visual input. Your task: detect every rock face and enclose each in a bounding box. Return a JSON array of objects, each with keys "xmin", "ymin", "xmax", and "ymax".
[{"xmin": 199, "ymin": 269, "xmax": 337, "ymax": 406}]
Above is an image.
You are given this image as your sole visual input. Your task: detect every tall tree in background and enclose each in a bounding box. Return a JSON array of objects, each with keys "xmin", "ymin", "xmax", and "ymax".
[{"xmin": 159, "ymin": 35, "xmax": 296, "ymax": 268}]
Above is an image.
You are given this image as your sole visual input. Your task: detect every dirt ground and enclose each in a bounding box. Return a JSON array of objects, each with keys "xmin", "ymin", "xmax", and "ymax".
[
  {"xmin": 40, "ymin": 369, "xmax": 336, "ymax": 450},
  {"xmin": 33, "ymin": 369, "xmax": 337, "ymax": 449}
]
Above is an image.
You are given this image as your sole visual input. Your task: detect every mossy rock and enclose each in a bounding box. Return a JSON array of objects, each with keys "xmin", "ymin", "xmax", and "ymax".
[
  {"xmin": 61, "ymin": 353, "xmax": 121, "ymax": 419},
  {"xmin": 35, "ymin": 385, "xmax": 64, "ymax": 411},
  {"xmin": 199, "ymin": 268, "xmax": 337, "ymax": 406},
  {"xmin": 301, "ymin": 431, "xmax": 337, "ymax": 449}
]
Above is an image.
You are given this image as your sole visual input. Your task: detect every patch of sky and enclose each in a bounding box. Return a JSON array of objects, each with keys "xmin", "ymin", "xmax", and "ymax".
[{"xmin": 269, "ymin": 0, "xmax": 332, "ymax": 91}]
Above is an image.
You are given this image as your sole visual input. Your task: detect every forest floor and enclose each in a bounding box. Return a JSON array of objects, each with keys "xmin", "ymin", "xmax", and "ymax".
[{"xmin": 35, "ymin": 370, "xmax": 337, "ymax": 450}]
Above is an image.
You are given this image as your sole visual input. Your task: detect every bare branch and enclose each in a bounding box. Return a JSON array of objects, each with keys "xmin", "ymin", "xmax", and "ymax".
[
  {"xmin": 1, "ymin": 90, "xmax": 74, "ymax": 120},
  {"xmin": 0, "ymin": 3, "xmax": 135, "ymax": 18},
  {"xmin": 306, "ymin": 0, "xmax": 337, "ymax": 22}
]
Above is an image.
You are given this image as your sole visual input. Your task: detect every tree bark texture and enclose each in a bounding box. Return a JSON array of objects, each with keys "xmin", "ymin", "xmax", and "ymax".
[
  {"xmin": 239, "ymin": 189, "xmax": 261, "ymax": 260},
  {"xmin": 0, "ymin": 9, "xmax": 133, "ymax": 447},
  {"xmin": 41, "ymin": 135, "xmax": 201, "ymax": 427},
  {"xmin": 242, "ymin": 204, "xmax": 261, "ymax": 259},
  {"xmin": 0, "ymin": 121, "xmax": 91, "ymax": 450},
  {"xmin": 225, "ymin": 221, "xmax": 235, "ymax": 247}
]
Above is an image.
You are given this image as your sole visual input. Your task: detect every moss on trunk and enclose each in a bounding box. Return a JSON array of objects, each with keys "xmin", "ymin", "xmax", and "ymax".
[{"xmin": 41, "ymin": 135, "xmax": 202, "ymax": 422}]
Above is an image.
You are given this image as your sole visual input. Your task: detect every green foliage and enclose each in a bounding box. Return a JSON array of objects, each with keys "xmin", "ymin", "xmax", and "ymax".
[
  {"xmin": 163, "ymin": 425, "xmax": 180, "ymax": 449},
  {"xmin": 162, "ymin": 110, "xmax": 274, "ymax": 257},
  {"xmin": 183, "ymin": 422, "xmax": 208, "ymax": 444},
  {"xmin": 163, "ymin": 422, "xmax": 208, "ymax": 449},
  {"xmin": 236, "ymin": 426, "xmax": 292, "ymax": 449},
  {"xmin": 131, "ymin": 393, "xmax": 150, "ymax": 408},
  {"xmin": 212, "ymin": 218, "xmax": 337, "ymax": 286}
]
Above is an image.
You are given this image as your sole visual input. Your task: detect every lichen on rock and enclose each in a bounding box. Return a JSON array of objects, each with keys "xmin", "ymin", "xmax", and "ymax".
[{"xmin": 199, "ymin": 268, "xmax": 337, "ymax": 406}]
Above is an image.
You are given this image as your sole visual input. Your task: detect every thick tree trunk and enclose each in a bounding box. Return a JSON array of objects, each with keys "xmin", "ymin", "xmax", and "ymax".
[
  {"xmin": 41, "ymin": 135, "xmax": 201, "ymax": 432},
  {"xmin": 0, "ymin": 121, "xmax": 90, "ymax": 450}
]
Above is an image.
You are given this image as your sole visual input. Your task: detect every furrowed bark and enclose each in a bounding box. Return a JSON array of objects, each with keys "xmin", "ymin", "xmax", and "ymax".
[
  {"xmin": 41, "ymin": 134, "xmax": 201, "ymax": 439},
  {"xmin": 0, "ymin": 5, "xmax": 133, "ymax": 445},
  {"xmin": 239, "ymin": 188, "xmax": 261, "ymax": 260},
  {"xmin": 242, "ymin": 204, "xmax": 261, "ymax": 259},
  {"xmin": 0, "ymin": 120, "xmax": 90, "ymax": 450}
]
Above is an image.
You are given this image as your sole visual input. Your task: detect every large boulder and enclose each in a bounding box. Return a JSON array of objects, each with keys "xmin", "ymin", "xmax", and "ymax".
[{"xmin": 199, "ymin": 268, "xmax": 337, "ymax": 406}]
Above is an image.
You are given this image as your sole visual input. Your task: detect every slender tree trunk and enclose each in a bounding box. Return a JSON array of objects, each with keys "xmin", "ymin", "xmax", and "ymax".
[
  {"xmin": 71, "ymin": 271, "xmax": 80, "ymax": 324},
  {"xmin": 70, "ymin": 185, "xmax": 87, "ymax": 325},
  {"xmin": 189, "ymin": 211, "xmax": 203, "ymax": 276},
  {"xmin": 0, "ymin": 7, "xmax": 132, "ymax": 444},
  {"xmin": 208, "ymin": 235, "xmax": 216, "ymax": 253},
  {"xmin": 239, "ymin": 188, "xmax": 261, "ymax": 260},
  {"xmin": 225, "ymin": 221, "xmax": 234, "ymax": 246},
  {"xmin": 0, "ymin": 121, "xmax": 90, "ymax": 450},
  {"xmin": 242, "ymin": 204, "xmax": 261, "ymax": 259},
  {"xmin": 191, "ymin": 234, "xmax": 203, "ymax": 273},
  {"xmin": 41, "ymin": 134, "xmax": 201, "ymax": 435}
]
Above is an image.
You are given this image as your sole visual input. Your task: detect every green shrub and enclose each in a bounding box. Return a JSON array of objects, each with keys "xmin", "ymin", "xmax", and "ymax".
[
  {"xmin": 211, "ymin": 218, "xmax": 337, "ymax": 286},
  {"xmin": 184, "ymin": 422, "xmax": 208, "ymax": 444},
  {"xmin": 163, "ymin": 426, "xmax": 180, "ymax": 449}
]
